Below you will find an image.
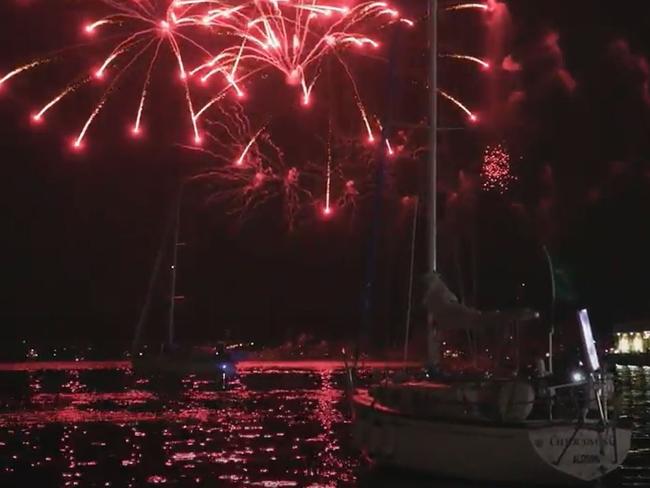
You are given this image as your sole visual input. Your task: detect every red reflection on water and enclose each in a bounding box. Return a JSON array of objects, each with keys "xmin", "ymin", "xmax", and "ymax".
[{"xmin": 0, "ymin": 365, "xmax": 369, "ymax": 487}]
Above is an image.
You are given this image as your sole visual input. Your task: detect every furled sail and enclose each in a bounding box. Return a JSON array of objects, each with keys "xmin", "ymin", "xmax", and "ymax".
[{"xmin": 422, "ymin": 272, "xmax": 539, "ymax": 331}]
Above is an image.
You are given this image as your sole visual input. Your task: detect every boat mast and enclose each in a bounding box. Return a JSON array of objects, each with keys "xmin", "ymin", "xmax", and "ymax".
[
  {"xmin": 543, "ymin": 246, "xmax": 556, "ymax": 375},
  {"xmin": 167, "ymin": 186, "xmax": 183, "ymax": 347},
  {"xmin": 131, "ymin": 202, "xmax": 177, "ymax": 355},
  {"xmin": 429, "ymin": 0, "xmax": 438, "ymax": 274},
  {"xmin": 425, "ymin": 0, "xmax": 440, "ymax": 368},
  {"xmin": 403, "ymin": 197, "xmax": 419, "ymax": 363}
]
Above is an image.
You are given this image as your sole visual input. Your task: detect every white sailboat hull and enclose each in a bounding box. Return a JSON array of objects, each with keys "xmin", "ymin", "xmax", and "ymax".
[{"xmin": 352, "ymin": 392, "xmax": 631, "ymax": 485}]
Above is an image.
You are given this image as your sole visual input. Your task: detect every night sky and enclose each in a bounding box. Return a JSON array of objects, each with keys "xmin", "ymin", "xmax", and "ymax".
[{"xmin": 1, "ymin": 0, "xmax": 649, "ymax": 352}]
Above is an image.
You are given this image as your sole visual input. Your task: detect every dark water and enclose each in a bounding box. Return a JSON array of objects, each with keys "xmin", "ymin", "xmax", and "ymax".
[{"xmin": 0, "ymin": 362, "xmax": 648, "ymax": 488}]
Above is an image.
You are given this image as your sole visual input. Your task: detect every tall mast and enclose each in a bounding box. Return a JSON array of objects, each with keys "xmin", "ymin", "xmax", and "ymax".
[
  {"xmin": 425, "ymin": 0, "xmax": 440, "ymax": 369},
  {"xmin": 131, "ymin": 202, "xmax": 177, "ymax": 354},
  {"xmin": 167, "ymin": 186, "xmax": 183, "ymax": 346},
  {"xmin": 429, "ymin": 0, "xmax": 438, "ymax": 273}
]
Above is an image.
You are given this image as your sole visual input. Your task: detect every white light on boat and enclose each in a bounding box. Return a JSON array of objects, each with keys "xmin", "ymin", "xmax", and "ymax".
[{"xmin": 571, "ymin": 370, "xmax": 586, "ymax": 383}]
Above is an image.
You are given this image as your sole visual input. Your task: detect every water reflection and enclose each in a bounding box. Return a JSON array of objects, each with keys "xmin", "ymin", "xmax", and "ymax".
[{"xmin": 0, "ymin": 362, "xmax": 648, "ymax": 487}]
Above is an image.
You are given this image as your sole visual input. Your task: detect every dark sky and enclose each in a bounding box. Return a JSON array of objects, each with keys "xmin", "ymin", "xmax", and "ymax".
[{"xmin": 1, "ymin": 0, "xmax": 649, "ymax": 351}]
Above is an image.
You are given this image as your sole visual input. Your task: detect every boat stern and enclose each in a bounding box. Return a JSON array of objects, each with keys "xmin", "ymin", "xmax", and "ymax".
[{"xmin": 528, "ymin": 424, "xmax": 632, "ymax": 483}]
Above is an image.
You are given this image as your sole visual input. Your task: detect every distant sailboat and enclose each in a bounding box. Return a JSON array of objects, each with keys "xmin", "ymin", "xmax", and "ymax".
[
  {"xmin": 348, "ymin": 1, "xmax": 632, "ymax": 484},
  {"xmin": 131, "ymin": 184, "xmax": 237, "ymax": 379}
]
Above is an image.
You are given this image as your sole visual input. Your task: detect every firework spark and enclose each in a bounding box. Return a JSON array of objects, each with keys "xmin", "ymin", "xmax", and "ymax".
[
  {"xmin": 188, "ymin": 0, "xmax": 413, "ymax": 138},
  {"xmin": 439, "ymin": 89, "xmax": 478, "ymax": 122},
  {"xmin": 2, "ymin": 1, "xmax": 234, "ymax": 147},
  {"xmin": 444, "ymin": 3, "xmax": 489, "ymax": 12},
  {"xmin": 436, "ymin": 3, "xmax": 491, "ymax": 122},
  {"xmin": 440, "ymin": 53, "xmax": 490, "ymax": 70},
  {"xmin": 2, "ymin": 1, "xmax": 491, "ymax": 232},
  {"xmin": 337, "ymin": 179, "xmax": 360, "ymax": 210},
  {"xmin": 2, "ymin": 0, "xmax": 412, "ymax": 149},
  {"xmin": 182, "ymin": 103, "xmax": 312, "ymax": 228},
  {"xmin": 481, "ymin": 143, "xmax": 515, "ymax": 193}
]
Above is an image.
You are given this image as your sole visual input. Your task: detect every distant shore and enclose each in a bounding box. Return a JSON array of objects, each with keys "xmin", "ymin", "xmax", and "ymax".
[{"xmin": 0, "ymin": 359, "xmax": 421, "ymax": 372}]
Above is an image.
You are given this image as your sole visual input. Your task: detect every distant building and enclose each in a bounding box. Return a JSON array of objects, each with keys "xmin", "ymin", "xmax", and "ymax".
[{"xmin": 612, "ymin": 321, "xmax": 650, "ymax": 363}]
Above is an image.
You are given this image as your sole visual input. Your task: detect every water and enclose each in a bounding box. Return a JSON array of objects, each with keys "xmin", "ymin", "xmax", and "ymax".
[{"xmin": 0, "ymin": 361, "xmax": 648, "ymax": 487}]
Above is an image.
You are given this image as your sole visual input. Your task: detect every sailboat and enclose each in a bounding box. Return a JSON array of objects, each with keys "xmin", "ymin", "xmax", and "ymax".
[
  {"xmin": 348, "ymin": 1, "xmax": 632, "ymax": 484},
  {"xmin": 351, "ymin": 300, "xmax": 632, "ymax": 484},
  {"xmin": 131, "ymin": 183, "xmax": 237, "ymax": 379}
]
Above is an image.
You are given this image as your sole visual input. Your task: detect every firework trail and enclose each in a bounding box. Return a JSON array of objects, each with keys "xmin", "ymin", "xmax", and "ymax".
[
  {"xmin": 439, "ymin": 89, "xmax": 478, "ymax": 122},
  {"xmin": 438, "ymin": 2, "xmax": 491, "ymax": 122},
  {"xmin": 445, "ymin": 3, "xmax": 490, "ymax": 12},
  {"xmin": 440, "ymin": 54, "xmax": 490, "ymax": 70},
  {"xmin": 182, "ymin": 103, "xmax": 312, "ymax": 229},
  {"xmin": 189, "ymin": 0, "xmax": 414, "ymax": 138},
  {"xmin": 1, "ymin": 0, "xmax": 236, "ymax": 147},
  {"xmin": 1, "ymin": 1, "xmax": 493, "ymax": 231},
  {"xmin": 1, "ymin": 0, "xmax": 413, "ymax": 148}
]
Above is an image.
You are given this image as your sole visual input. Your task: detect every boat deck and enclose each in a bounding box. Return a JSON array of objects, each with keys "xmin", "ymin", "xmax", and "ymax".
[{"xmin": 355, "ymin": 389, "xmax": 605, "ymax": 429}]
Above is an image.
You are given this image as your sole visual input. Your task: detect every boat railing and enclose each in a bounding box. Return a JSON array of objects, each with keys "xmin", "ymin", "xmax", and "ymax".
[{"xmin": 371, "ymin": 372, "xmax": 616, "ymax": 426}]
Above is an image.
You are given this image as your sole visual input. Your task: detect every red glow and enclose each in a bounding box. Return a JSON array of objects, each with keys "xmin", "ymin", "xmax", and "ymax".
[
  {"xmin": 130, "ymin": 125, "xmax": 142, "ymax": 137},
  {"xmin": 469, "ymin": 114, "xmax": 478, "ymax": 123},
  {"xmin": 70, "ymin": 139, "xmax": 84, "ymax": 152},
  {"xmin": 322, "ymin": 206, "xmax": 333, "ymax": 217},
  {"xmin": 31, "ymin": 113, "xmax": 43, "ymax": 125}
]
